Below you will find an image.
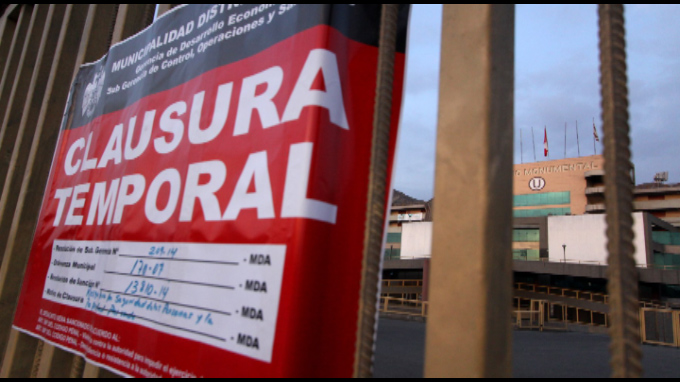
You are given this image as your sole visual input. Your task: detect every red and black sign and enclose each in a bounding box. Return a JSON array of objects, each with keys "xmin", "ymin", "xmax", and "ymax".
[{"xmin": 13, "ymin": 4, "xmax": 408, "ymax": 378}]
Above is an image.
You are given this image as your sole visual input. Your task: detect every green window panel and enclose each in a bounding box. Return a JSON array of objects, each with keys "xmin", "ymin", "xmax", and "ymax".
[
  {"xmin": 652, "ymin": 231, "xmax": 680, "ymax": 246},
  {"xmin": 671, "ymin": 254, "xmax": 680, "ymax": 266},
  {"xmin": 513, "ymin": 229, "xmax": 540, "ymax": 242},
  {"xmin": 654, "ymin": 253, "xmax": 665, "ymax": 266},
  {"xmin": 652, "ymin": 232, "xmax": 671, "ymax": 245},
  {"xmin": 653, "ymin": 253, "xmax": 680, "ymax": 267},
  {"xmin": 386, "ymin": 232, "xmax": 402, "ymax": 244},
  {"xmin": 384, "ymin": 248, "xmax": 401, "ymax": 260},
  {"xmin": 513, "ymin": 249, "xmax": 540, "ymax": 261},
  {"xmin": 513, "ymin": 208, "xmax": 571, "ymax": 218},
  {"xmin": 514, "ymin": 192, "xmax": 570, "ymax": 207}
]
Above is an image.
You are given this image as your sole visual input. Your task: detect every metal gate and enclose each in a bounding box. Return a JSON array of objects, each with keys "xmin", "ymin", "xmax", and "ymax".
[{"xmin": 0, "ymin": 3, "xmax": 647, "ymax": 378}]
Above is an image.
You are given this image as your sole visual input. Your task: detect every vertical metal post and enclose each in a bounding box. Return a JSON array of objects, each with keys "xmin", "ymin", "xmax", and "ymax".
[
  {"xmin": 0, "ymin": 5, "xmax": 91, "ymax": 376},
  {"xmin": 79, "ymin": 4, "xmax": 156, "ymax": 378},
  {"xmin": 0, "ymin": 4, "xmax": 123, "ymax": 377},
  {"xmin": 111, "ymin": 4, "xmax": 156, "ymax": 45},
  {"xmin": 81, "ymin": 362, "xmax": 121, "ymax": 378},
  {"xmin": 0, "ymin": 329, "xmax": 38, "ymax": 377},
  {"xmin": 425, "ymin": 4, "xmax": 514, "ymax": 378},
  {"xmin": 29, "ymin": 339, "xmax": 44, "ymax": 378},
  {"xmin": 0, "ymin": 4, "xmax": 62, "ymax": 259},
  {"xmin": 18, "ymin": 7, "xmax": 118, "ymax": 378},
  {"xmin": 599, "ymin": 4, "xmax": 643, "ymax": 378},
  {"xmin": 0, "ymin": 4, "xmax": 50, "ymax": 194},
  {"xmin": 353, "ymin": 4, "xmax": 399, "ymax": 378},
  {"xmin": 0, "ymin": 5, "xmax": 34, "ymax": 128},
  {"xmin": 82, "ymin": 363, "xmax": 100, "ymax": 378},
  {"xmin": 0, "ymin": 10, "xmax": 19, "ymax": 77},
  {"xmin": 33, "ymin": 341, "xmax": 79, "ymax": 378},
  {"xmin": 639, "ymin": 309, "xmax": 646, "ymax": 343},
  {"xmin": 673, "ymin": 312, "xmax": 680, "ymax": 348}
]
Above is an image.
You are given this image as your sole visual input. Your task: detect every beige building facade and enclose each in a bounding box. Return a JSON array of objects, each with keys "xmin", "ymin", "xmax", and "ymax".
[{"xmin": 513, "ymin": 155, "xmax": 604, "ymax": 218}]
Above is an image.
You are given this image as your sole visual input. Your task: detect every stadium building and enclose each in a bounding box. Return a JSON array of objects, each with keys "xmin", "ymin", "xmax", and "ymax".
[{"xmin": 388, "ymin": 155, "xmax": 680, "ymax": 268}]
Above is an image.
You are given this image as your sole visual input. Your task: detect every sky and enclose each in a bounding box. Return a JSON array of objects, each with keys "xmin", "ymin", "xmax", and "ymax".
[{"xmin": 394, "ymin": 4, "xmax": 680, "ymax": 201}]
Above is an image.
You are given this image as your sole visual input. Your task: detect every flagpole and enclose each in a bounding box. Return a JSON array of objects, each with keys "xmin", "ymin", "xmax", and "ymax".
[
  {"xmin": 520, "ymin": 128, "xmax": 524, "ymax": 164},
  {"xmin": 593, "ymin": 117, "xmax": 597, "ymax": 155},
  {"xmin": 576, "ymin": 120, "xmax": 581, "ymax": 157},
  {"xmin": 545, "ymin": 126, "xmax": 549, "ymax": 160},
  {"xmin": 564, "ymin": 122, "xmax": 567, "ymax": 159},
  {"xmin": 531, "ymin": 126, "xmax": 537, "ymax": 162}
]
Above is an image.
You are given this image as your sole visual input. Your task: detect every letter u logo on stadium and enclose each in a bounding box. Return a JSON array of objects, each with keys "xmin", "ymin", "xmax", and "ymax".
[{"xmin": 529, "ymin": 177, "xmax": 546, "ymax": 191}]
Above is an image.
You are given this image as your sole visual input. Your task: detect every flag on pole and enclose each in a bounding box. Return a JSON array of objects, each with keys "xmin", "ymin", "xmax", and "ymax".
[
  {"xmin": 593, "ymin": 121, "xmax": 600, "ymax": 142},
  {"xmin": 544, "ymin": 127, "xmax": 549, "ymax": 157}
]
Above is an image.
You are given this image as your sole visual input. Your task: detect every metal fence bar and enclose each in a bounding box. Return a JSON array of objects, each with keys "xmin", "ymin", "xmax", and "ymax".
[
  {"xmin": 0, "ymin": 5, "xmax": 33, "ymax": 150},
  {"xmin": 0, "ymin": 3, "xmax": 155, "ymax": 377},
  {"xmin": 0, "ymin": 4, "xmax": 120, "ymax": 378},
  {"xmin": 0, "ymin": 5, "xmax": 91, "ymax": 376},
  {"xmin": 28, "ymin": 7, "xmax": 118, "ymax": 377},
  {"xmin": 69, "ymin": 4, "xmax": 156, "ymax": 378},
  {"xmin": 598, "ymin": 4, "xmax": 643, "ymax": 378},
  {"xmin": 354, "ymin": 4, "xmax": 399, "ymax": 378},
  {"xmin": 673, "ymin": 312, "xmax": 680, "ymax": 348},
  {"xmin": 425, "ymin": 4, "xmax": 514, "ymax": 378},
  {"xmin": 53, "ymin": 7, "xmax": 120, "ymax": 377},
  {"xmin": 3, "ymin": 9, "xmax": 75, "ymax": 374},
  {"xmin": 0, "ymin": 4, "xmax": 50, "ymax": 195},
  {"xmin": 111, "ymin": 4, "xmax": 156, "ymax": 46},
  {"xmin": 34, "ymin": 340, "xmax": 82, "ymax": 378},
  {"xmin": 0, "ymin": 328, "xmax": 37, "ymax": 377},
  {"xmin": 0, "ymin": 4, "xmax": 66, "ymax": 266},
  {"xmin": 0, "ymin": 9, "xmax": 19, "ymax": 77}
]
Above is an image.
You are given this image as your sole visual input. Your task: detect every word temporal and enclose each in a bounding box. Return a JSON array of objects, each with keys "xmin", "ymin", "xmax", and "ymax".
[{"xmin": 52, "ymin": 49, "xmax": 350, "ymax": 228}]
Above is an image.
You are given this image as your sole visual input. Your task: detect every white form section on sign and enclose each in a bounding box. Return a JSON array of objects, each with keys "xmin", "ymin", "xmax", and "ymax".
[{"xmin": 43, "ymin": 240, "xmax": 286, "ymax": 363}]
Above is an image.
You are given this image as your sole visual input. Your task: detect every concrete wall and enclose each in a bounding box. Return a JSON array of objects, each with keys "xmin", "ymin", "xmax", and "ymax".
[
  {"xmin": 547, "ymin": 213, "xmax": 648, "ymax": 266},
  {"xmin": 401, "ymin": 222, "xmax": 433, "ymax": 259}
]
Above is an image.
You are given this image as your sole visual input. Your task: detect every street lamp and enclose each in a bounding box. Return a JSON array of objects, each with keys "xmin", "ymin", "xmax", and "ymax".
[{"xmin": 562, "ymin": 244, "xmax": 566, "ymax": 263}]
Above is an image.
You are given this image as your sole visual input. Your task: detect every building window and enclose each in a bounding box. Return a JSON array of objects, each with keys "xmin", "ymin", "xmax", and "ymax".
[
  {"xmin": 513, "ymin": 229, "xmax": 540, "ymax": 242},
  {"xmin": 653, "ymin": 252, "xmax": 680, "ymax": 268},
  {"xmin": 652, "ymin": 231, "xmax": 680, "ymax": 246},
  {"xmin": 386, "ymin": 233, "xmax": 402, "ymax": 244},
  {"xmin": 384, "ymin": 248, "xmax": 401, "ymax": 260},
  {"xmin": 513, "ymin": 208, "xmax": 571, "ymax": 218},
  {"xmin": 513, "ymin": 249, "xmax": 540, "ymax": 261},
  {"xmin": 514, "ymin": 192, "xmax": 571, "ymax": 207}
]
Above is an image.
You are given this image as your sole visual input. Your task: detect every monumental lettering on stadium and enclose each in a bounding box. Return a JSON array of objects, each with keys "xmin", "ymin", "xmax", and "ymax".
[{"xmin": 12, "ymin": 4, "xmax": 408, "ymax": 378}]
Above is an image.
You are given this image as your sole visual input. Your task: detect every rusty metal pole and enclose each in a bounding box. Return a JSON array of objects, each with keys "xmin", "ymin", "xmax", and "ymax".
[
  {"xmin": 0, "ymin": 5, "xmax": 90, "ymax": 378},
  {"xmin": 0, "ymin": 10, "xmax": 19, "ymax": 77},
  {"xmin": 0, "ymin": 4, "xmax": 51, "ymax": 193},
  {"xmin": 354, "ymin": 4, "xmax": 399, "ymax": 378},
  {"xmin": 0, "ymin": 4, "xmax": 120, "ymax": 378},
  {"xmin": 0, "ymin": 5, "xmax": 34, "ymax": 134},
  {"xmin": 0, "ymin": 4, "xmax": 58, "ymax": 262},
  {"xmin": 598, "ymin": 4, "xmax": 643, "ymax": 378},
  {"xmin": 425, "ymin": 4, "xmax": 514, "ymax": 378},
  {"xmin": 111, "ymin": 4, "xmax": 156, "ymax": 45}
]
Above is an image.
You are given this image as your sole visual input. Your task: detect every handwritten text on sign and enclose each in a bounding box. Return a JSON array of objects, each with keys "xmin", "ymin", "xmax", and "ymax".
[{"xmin": 43, "ymin": 240, "xmax": 285, "ymax": 363}]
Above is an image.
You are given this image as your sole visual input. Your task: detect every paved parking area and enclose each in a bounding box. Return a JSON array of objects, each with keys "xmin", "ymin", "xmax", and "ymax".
[{"xmin": 373, "ymin": 318, "xmax": 680, "ymax": 378}]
